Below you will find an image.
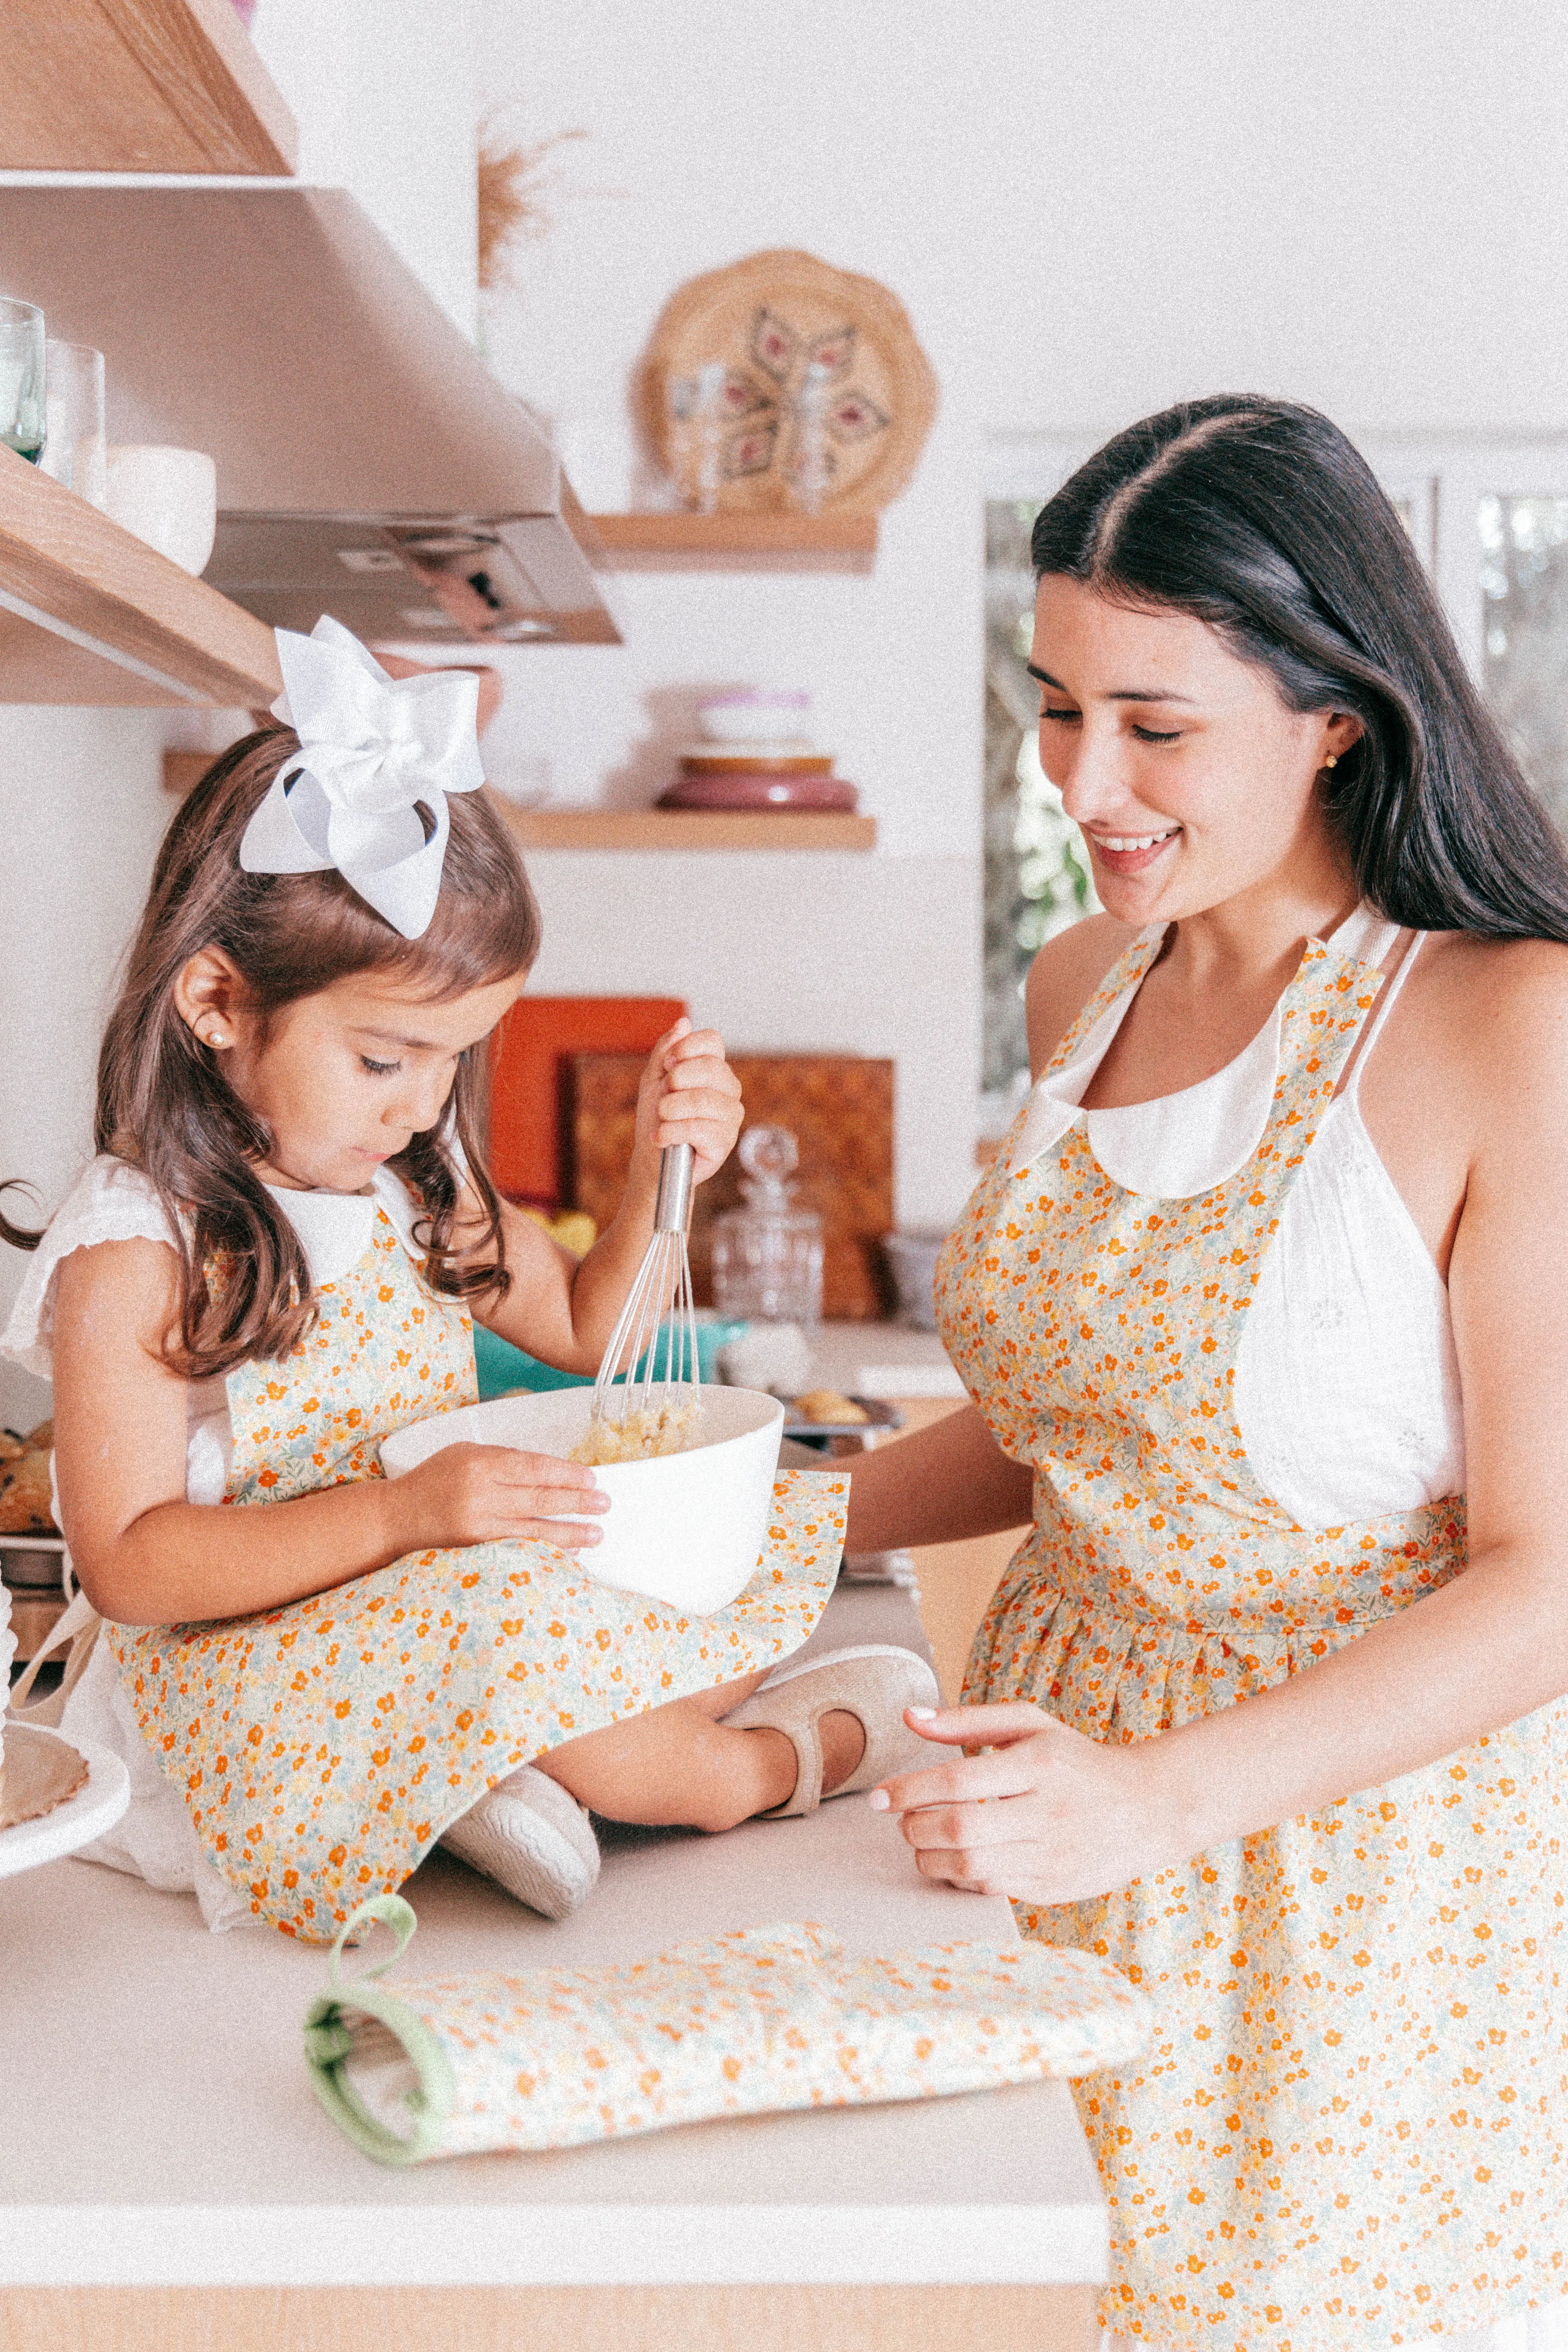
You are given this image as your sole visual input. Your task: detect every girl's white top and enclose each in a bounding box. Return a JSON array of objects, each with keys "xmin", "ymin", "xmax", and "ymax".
[
  {"xmin": 1, "ymin": 1159, "xmax": 434, "ymax": 1931},
  {"xmin": 0, "ymin": 912, "xmax": 1462, "ymax": 1926}
]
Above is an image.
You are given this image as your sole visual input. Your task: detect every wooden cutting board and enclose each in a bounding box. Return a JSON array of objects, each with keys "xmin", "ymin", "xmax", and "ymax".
[{"xmin": 568, "ymin": 1053, "xmax": 895, "ymax": 1321}]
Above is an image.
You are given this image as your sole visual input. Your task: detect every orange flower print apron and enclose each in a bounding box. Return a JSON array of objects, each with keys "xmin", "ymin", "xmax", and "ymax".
[
  {"xmin": 111, "ymin": 1211, "xmax": 842, "ymax": 1942},
  {"xmin": 935, "ymin": 927, "xmax": 1568, "ymax": 2349}
]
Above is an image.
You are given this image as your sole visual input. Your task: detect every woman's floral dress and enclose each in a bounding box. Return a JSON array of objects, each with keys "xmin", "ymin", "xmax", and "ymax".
[{"xmin": 935, "ymin": 925, "xmax": 1568, "ymax": 2348}]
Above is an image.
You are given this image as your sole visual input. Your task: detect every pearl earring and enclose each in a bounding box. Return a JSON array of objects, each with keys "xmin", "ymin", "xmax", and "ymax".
[{"xmin": 204, "ymin": 1025, "xmax": 227, "ymax": 1049}]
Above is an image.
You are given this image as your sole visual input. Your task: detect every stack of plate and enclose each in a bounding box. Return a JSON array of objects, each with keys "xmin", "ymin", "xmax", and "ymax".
[
  {"xmin": 658, "ymin": 690, "xmax": 859, "ymax": 812},
  {"xmin": 1, "ymin": 1533, "xmax": 68, "ymax": 1662}
]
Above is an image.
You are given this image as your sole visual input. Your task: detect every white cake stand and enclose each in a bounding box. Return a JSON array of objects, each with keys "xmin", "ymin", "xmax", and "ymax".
[{"xmin": 0, "ymin": 1730, "xmax": 130, "ymax": 1880}]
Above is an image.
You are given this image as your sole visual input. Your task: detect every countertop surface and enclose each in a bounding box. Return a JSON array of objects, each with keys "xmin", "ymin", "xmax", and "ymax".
[
  {"xmin": 806, "ymin": 1322, "xmax": 966, "ymax": 1400},
  {"xmin": 0, "ymin": 1587, "xmax": 1105, "ymax": 2288}
]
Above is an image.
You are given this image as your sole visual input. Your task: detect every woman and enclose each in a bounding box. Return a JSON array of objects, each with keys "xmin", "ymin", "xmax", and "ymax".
[{"xmin": 852, "ymin": 397, "xmax": 1568, "ymax": 2347}]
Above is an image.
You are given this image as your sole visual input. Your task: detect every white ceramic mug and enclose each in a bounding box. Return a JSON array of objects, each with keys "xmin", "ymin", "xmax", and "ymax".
[{"xmin": 105, "ymin": 445, "xmax": 216, "ymax": 575}]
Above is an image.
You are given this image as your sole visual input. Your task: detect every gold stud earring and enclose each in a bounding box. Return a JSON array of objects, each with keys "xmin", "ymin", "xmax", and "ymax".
[{"xmin": 1323, "ymin": 751, "xmax": 1338, "ymax": 769}]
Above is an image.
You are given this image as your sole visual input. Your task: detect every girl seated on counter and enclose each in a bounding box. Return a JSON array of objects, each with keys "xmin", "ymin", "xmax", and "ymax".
[{"xmin": 0, "ymin": 619, "xmax": 934, "ymax": 1938}]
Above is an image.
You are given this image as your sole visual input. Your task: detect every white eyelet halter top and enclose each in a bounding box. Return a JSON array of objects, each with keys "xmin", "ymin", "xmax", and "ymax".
[{"xmin": 1010, "ymin": 903, "xmax": 1463, "ymax": 1530}]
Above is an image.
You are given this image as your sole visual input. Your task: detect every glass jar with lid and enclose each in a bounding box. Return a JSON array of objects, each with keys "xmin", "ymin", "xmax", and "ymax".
[{"xmin": 710, "ymin": 1125, "xmax": 824, "ymax": 1325}]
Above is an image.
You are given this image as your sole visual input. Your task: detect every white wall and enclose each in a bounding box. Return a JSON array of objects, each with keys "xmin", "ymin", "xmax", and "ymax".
[
  {"xmin": 979, "ymin": 0, "xmax": 1568, "ymax": 436},
  {"xmin": 0, "ymin": 712, "xmax": 167, "ymax": 1430},
  {"xmin": 249, "ymin": 0, "xmax": 479, "ymax": 341}
]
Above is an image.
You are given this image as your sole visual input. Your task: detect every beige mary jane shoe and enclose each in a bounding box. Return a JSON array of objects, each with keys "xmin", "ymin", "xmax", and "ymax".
[{"xmin": 723, "ymin": 1643, "xmax": 940, "ymax": 1818}]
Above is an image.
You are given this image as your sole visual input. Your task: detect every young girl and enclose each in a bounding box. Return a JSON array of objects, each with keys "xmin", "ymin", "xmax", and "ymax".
[{"xmin": 2, "ymin": 620, "xmax": 935, "ymax": 1938}]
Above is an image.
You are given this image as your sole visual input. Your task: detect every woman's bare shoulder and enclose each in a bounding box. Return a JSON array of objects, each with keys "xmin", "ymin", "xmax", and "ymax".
[
  {"xmin": 1396, "ymin": 931, "xmax": 1568, "ymax": 1150},
  {"xmin": 1024, "ymin": 915, "xmax": 1143, "ymax": 1076},
  {"xmin": 1414, "ymin": 931, "xmax": 1568, "ymax": 1060}
]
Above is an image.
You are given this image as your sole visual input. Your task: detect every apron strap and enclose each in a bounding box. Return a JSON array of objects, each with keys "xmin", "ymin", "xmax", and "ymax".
[{"xmin": 1335, "ymin": 927, "xmax": 1426, "ymax": 1104}]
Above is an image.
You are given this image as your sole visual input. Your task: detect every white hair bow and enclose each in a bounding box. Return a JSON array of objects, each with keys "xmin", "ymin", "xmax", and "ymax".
[{"xmin": 238, "ymin": 616, "xmax": 485, "ymax": 939}]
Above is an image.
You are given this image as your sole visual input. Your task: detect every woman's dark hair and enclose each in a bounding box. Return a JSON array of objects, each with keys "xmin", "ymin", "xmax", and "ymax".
[
  {"xmin": 3, "ymin": 730, "xmax": 542, "ymax": 1379},
  {"xmin": 1032, "ymin": 394, "xmax": 1568, "ymax": 941}
]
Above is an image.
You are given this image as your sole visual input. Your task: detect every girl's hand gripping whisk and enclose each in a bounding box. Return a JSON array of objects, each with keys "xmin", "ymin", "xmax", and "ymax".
[
  {"xmin": 590, "ymin": 1022, "xmax": 742, "ymax": 1443},
  {"xmin": 630, "ymin": 1017, "xmax": 743, "ymax": 1188}
]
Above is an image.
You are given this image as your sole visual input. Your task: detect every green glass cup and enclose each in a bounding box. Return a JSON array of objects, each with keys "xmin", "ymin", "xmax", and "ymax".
[{"xmin": 0, "ymin": 297, "xmax": 47, "ymax": 465}]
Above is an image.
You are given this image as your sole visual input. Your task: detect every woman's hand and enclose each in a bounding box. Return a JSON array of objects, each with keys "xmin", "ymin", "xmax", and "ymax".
[
  {"xmin": 392, "ymin": 1443, "xmax": 610, "ymax": 1553},
  {"xmin": 631, "ymin": 1017, "xmax": 744, "ymax": 1187},
  {"xmin": 869, "ymin": 1701, "xmax": 1176, "ymax": 1907}
]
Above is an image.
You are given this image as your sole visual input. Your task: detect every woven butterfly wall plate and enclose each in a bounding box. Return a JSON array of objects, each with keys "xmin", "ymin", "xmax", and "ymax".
[{"xmin": 638, "ymin": 247, "xmax": 938, "ymax": 513}]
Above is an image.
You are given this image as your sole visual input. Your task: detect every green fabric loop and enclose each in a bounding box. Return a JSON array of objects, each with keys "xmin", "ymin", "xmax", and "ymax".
[
  {"xmin": 302, "ymin": 2019, "xmax": 356, "ymax": 2064},
  {"xmin": 311, "ymin": 1892, "xmax": 453, "ymax": 2166},
  {"xmin": 328, "ymin": 1892, "xmax": 417, "ymax": 1990}
]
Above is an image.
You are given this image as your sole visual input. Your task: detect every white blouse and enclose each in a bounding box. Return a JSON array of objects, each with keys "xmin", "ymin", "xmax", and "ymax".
[{"xmin": 1008, "ymin": 906, "xmax": 1464, "ymax": 1528}]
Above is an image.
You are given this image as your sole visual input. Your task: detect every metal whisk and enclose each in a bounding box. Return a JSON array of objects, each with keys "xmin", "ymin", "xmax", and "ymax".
[{"xmin": 590, "ymin": 1143, "xmax": 699, "ymax": 1428}]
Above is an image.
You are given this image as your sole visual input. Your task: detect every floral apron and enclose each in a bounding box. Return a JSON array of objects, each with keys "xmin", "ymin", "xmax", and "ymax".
[
  {"xmin": 110, "ymin": 1212, "xmax": 842, "ymax": 1942},
  {"xmin": 935, "ymin": 928, "xmax": 1568, "ymax": 2349}
]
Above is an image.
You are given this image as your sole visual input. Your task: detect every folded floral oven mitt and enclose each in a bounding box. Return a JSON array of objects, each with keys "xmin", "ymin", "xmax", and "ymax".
[{"xmin": 304, "ymin": 1897, "xmax": 1153, "ymax": 2166}]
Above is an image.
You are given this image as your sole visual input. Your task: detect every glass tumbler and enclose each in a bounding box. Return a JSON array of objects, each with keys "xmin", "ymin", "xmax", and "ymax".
[
  {"xmin": 668, "ymin": 360, "xmax": 730, "ymax": 513},
  {"xmin": 0, "ymin": 298, "xmax": 46, "ymax": 464},
  {"xmin": 40, "ymin": 341, "xmax": 107, "ymax": 508}
]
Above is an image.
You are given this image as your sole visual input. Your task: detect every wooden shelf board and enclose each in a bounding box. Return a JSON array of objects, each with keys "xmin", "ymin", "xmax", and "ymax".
[
  {"xmin": 497, "ymin": 806, "xmax": 878, "ymax": 853},
  {"xmin": 0, "ymin": 447, "xmax": 283, "ymax": 707},
  {"xmin": 584, "ymin": 511, "xmax": 878, "ymax": 574},
  {"xmin": 0, "ymin": 0, "xmax": 297, "ymax": 174}
]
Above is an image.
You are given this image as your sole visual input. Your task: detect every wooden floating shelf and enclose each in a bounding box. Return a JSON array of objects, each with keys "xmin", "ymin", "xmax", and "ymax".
[
  {"xmin": 585, "ymin": 511, "xmax": 878, "ymax": 574},
  {"xmin": 0, "ymin": 0, "xmax": 297, "ymax": 174},
  {"xmin": 497, "ymin": 806, "xmax": 877, "ymax": 853},
  {"xmin": 0, "ymin": 446, "xmax": 284, "ymax": 707}
]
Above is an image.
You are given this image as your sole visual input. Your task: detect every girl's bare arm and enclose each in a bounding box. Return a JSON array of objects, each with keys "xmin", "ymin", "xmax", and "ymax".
[{"xmin": 51, "ymin": 1238, "xmax": 607, "ymax": 1626}]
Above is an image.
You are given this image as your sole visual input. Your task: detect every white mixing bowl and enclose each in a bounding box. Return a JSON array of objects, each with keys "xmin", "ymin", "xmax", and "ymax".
[{"xmin": 379, "ymin": 1385, "xmax": 786, "ymax": 1617}]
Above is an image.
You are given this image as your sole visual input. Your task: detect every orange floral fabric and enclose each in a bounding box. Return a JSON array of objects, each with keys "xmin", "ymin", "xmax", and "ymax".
[
  {"xmin": 936, "ymin": 928, "xmax": 1568, "ymax": 2348},
  {"xmin": 111, "ymin": 1212, "xmax": 841, "ymax": 1941}
]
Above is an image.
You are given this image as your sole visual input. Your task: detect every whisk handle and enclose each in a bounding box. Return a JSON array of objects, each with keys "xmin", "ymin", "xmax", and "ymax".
[{"xmin": 653, "ymin": 1142, "xmax": 695, "ymax": 1234}]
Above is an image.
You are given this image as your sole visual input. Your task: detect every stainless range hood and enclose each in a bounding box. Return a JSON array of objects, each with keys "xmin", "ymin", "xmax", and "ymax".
[{"xmin": 0, "ymin": 183, "xmax": 620, "ymax": 646}]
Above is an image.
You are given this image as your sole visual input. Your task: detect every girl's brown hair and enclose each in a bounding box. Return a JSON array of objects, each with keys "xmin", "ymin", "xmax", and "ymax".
[{"xmin": 24, "ymin": 728, "xmax": 540, "ymax": 1378}]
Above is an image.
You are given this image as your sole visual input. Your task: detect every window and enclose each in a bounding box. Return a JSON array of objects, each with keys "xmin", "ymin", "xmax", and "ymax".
[
  {"xmin": 1480, "ymin": 495, "xmax": 1568, "ymax": 832},
  {"xmin": 983, "ymin": 497, "xmax": 1098, "ymax": 1129},
  {"xmin": 981, "ymin": 433, "xmax": 1568, "ymax": 1120}
]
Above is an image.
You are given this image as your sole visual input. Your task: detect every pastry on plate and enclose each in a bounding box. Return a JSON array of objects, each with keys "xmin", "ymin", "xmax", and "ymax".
[
  {"xmin": 791, "ymin": 1389, "xmax": 870, "ymax": 1425},
  {"xmin": 0, "ymin": 1722, "xmax": 89, "ymax": 1833}
]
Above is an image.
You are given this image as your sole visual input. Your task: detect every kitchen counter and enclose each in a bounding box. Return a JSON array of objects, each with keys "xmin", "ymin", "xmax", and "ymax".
[
  {"xmin": 0, "ymin": 1583, "xmax": 1106, "ymax": 2350},
  {"xmin": 806, "ymin": 1321, "xmax": 967, "ymax": 1401}
]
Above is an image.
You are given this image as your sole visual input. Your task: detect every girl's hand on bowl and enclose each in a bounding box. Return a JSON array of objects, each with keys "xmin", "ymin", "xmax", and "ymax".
[
  {"xmin": 394, "ymin": 1442, "xmax": 609, "ymax": 1551},
  {"xmin": 634, "ymin": 1018, "xmax": 745, "ymax": 1187}
]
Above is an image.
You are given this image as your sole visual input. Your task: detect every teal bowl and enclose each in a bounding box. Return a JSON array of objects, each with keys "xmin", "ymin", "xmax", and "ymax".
[{"xmin": 473, "ymin": 1314, "xmax": 750, "ymax": 1402}]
